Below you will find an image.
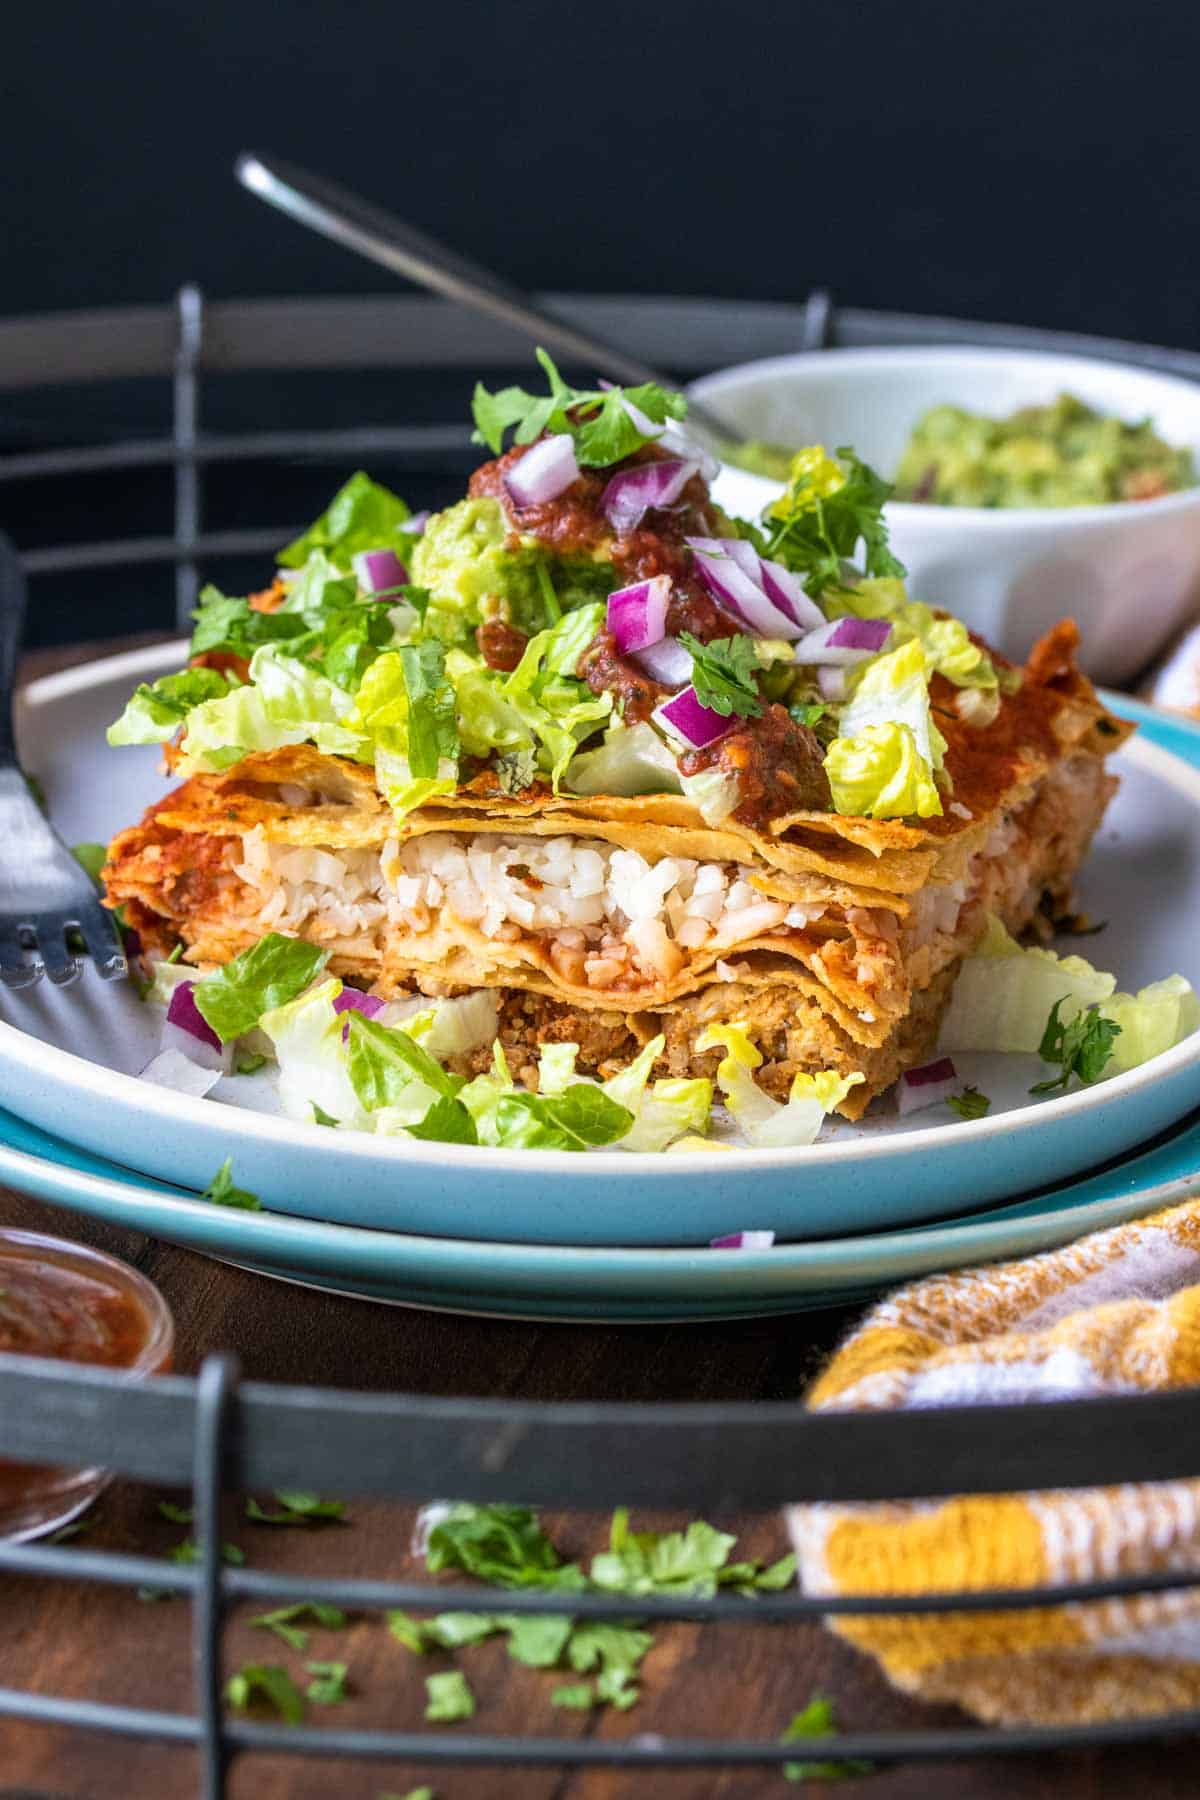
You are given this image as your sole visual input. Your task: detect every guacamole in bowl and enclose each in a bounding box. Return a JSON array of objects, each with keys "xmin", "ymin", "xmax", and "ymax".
[{"xmin": 893, "ymin": 391, "xmax": 1196, "ymax": 508}]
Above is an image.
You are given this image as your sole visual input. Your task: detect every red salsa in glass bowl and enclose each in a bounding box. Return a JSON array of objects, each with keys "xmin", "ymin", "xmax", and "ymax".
[{"xmin": 0, "ymin": 1229, "xmax": 174, "ymax": 1541}]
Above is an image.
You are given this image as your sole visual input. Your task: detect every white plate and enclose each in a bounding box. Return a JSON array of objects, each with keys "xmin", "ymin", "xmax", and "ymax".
[{"xmin": 1, "ymin": 644, "xmax": 1198, "ymax": 1248}]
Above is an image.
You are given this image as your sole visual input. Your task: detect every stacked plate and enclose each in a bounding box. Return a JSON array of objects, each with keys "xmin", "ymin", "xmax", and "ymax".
[{"xmin": 2, "ymin": 647, "xmax": 1199, "ymax": 1321}]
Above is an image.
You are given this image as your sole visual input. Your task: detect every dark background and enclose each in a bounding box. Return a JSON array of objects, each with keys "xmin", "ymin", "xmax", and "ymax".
[{"xmin": 4, "ymin": 0, "xmax": 1198, "ymax": 640}]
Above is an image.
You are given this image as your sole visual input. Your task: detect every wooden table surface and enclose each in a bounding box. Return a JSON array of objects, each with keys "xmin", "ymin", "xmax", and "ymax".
[{"xmin": 1, "ymin": 640, "xmax": 1196, "ymax": 1800}]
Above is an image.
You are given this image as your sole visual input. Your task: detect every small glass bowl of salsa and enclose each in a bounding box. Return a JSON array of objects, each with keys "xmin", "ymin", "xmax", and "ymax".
[{"xmin": 0, "ymin": 1229, "xmax": 174, "ymax": 1541}]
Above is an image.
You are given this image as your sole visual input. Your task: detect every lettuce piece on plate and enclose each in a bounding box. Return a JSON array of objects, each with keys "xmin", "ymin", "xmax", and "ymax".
[
  {"xmin": 259, "ymin": 979, "xmax": 365, "ymax": 1127},
  {"xmin": 601, "ymin": 1035, "xmax": 712, "ymax": 1151},
  {"xmin": 566, "ymin": 720, "xmax": 683, "ymax": 798},
  {"xmin": 1101, "ymin": 974, "xmax": 1200, "ymax": 1075},
  {"xmin": 194, "ymin": 933, "xmax": 329, "ymax": 1042},
  {"xmin": 940, "ymin": 915, "xmax": 1116, "ymax": 1054},
  {"xmin": 695, "ymin": 1021, "xmax": 861, "ymax": 1147}
]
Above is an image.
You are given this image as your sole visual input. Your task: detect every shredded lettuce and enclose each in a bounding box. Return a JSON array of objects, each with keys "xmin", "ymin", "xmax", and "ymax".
[
  {"xmin": 600, "ymin": 1035, "xmax": 712, "ymax": 1151},
  {"xmin": 939, "ymin": 916, "xmax": 1117, "ymax": 1054},
  {"xmin": 694, "ymin": 1021, "xmax": 861, "ymax": 1146},
  {"xmin": 178, "ymin": 646, "xmax": 367, "ymax": 774},
  {"xmin": 827, "ymin": 577, "xmax": 998, "ymax": 690},
  {"xmin": 824, "ymin": 637, "xmax": 945, "ymax": 819},
  {"xmin": 566, "ymin": 721, "xmax": 683, "ymax": 798},
  {"xmin": 1103, "ymin": 975, "xmax": 1200, "ymax": 1074},
  {"xmin": 259, "ymin": 979, "xmax": 365, "ymax": 1126},
  {"xmin": 492, "ymin": 606, "xmax": 613, "ymax": 787},
  {"xmin": 193, "ymin": 933, "xmax": 329, "ymax": 1042},
  {"xmin": 679, "ymin": 767, "xmax": 741, "ymax": 826},
  {"xmin": 107, "ymin": 668, "xmax": 237, "ymax": 747},
  {"xmin": 278, "ymin": 471, "xmax": 416, "ymax": 570}
]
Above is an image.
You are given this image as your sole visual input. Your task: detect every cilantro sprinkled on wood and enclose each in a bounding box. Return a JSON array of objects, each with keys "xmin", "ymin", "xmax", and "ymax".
[
  {"xmin": 251, "ymin": 1601, "xmax": 348, "ymax": 1650},
  {"xmin": 781, "ymin": 1692, "xmax": 875, "ymax": 1781},
  {"xmin": 225, "ymin": 1662, "xmax": 305, "ymax": 1724},
  {"xmin": 245, "ymin": 1490, "xmax": 347, "ymax": 1527},
  {"xmin": 424, "ymin": 1669, "xmax": 475, "ymax": 1722}
]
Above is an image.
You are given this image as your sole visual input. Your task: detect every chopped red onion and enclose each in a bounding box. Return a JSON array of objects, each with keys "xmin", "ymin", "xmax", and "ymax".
[
  {"xmin": 140, "ymin": 1047, "xmax": 223, "ymax": 1097},
  {"xmin": 334, "ymin": 987, "xmax": 387, "ymax": 1040},
  {"xmin": 353, "ymin": 548, "xmax": 408, "ymax": 594},
  {"xmin": 166, "ymin": 980, "xmax": 226, "ymax": 1071},
  {"xmin": 403, "ymin": 510, "xmax": 430, "ymax": 535},
  {"xmin": 758, "ymin": 557, "xmax": 825, "ymax": 631},
  {"xmin": 795, "ymin": 617, "xmax": 892, "ymax": 667},
  {"xmin": 602, "ymin": 460, "xmax": 698, "ymax": 534},
  {"xmin": 635, "ymin": 634, "xmax": 693, "ymax": 688},
  {"xmin": 607, "ymin": 576, "xmax": 672, "ymax": 653},
  {"xmin": 710, "ymin": 1229, "xmax": 777, "ymax": 1250},
  {"xmin": 817, "ymin": 665, "xmax": 847, "ymax": 701},
  {"xmin": 897, "ymin": 1057, "xmax": 959, "ymax": 1115},
  {"xmin": 653, "ymin": 686, "xmax": 733, "ymax": 749},
  {"xmin": 504, "ymin": 434, "xmax": 579, "ymax": 507},
  {"xmin": 686, "ymin": 538, "xmax": 802, "ymax": 640}
]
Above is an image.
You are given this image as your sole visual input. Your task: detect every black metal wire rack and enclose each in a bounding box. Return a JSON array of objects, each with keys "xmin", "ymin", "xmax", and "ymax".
[{"xmin": 3, "ymin": 286, "xmax": 1200, "ymax": 1791}]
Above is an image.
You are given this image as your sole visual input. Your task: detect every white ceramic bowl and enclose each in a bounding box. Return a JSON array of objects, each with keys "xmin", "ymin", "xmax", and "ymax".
[{"xmin": 693, "ymin": 347, "xmax": 1200, "ymax": 683}]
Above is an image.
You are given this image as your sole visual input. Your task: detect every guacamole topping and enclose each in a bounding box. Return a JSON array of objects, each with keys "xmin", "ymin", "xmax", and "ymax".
[{"xmin": 894, "ymin": 391, "xmax": 1196, "ymax": 508}]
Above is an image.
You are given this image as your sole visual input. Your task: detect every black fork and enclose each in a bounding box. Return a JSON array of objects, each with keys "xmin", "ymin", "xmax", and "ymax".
[{"xmin": 0, "ymin": 532, "xmax": 127, "ymax": 988}]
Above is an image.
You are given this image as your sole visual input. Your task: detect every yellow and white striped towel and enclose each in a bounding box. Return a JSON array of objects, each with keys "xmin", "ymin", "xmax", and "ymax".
[{"xmin": 786, "ymin": 1195, "xmax": 1200, "ymax": 1725}]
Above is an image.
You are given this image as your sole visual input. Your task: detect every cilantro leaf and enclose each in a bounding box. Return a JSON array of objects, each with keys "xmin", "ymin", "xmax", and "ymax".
[
  {"xmin": 424, "ymin": 1503, "xmax": 585, "ymax": 1592},
  {"xmin": 946, "ymin": 1086, "xmax": 991, "ymax": 1119},
  {"xmin": 471, "ymin": 349, "xmax": 687, "ymax": 469},
  {"xmin": 781, "ymin": 1693, "xmax": 874, "ymax": 1781},
  {"xmin": 189, "ymin": 584, "xmax": 309, "ymax": 661},
  {"xmin": 278, "ymin": 471, "xmax": 415, "ymax": 569},
  {"xmin": 193, "ymin": 933, "xmax": 328, "ymax": 1042},
  {"xmin": 200, "ymin": 1159, "xmax": 261, "ymax": 1211},
  {"xmin": 225, "ymin": 1663, "xmax": 304, "ymax": 1725},
  {"xmin": 251, "ymin": 1602, "xmax": 347, "ymax": 1650},
  {"xmin": 767, "ymin": 447, "xmax": 905, "ymax": 592},
  {"xmin": 424, "ymin": 1670, "xmax": 475, "ymax": 1723},
  {"xmin": 494, "ymin": 1084, "xmax": 633, "ymax": 1151},
  {"xmin": 551, "ymin": 1683, "xmax": 594, "ymax": 1710},
  {"xmin": 678, "ymin": 632, "xmax": 763, "ymax": 719},
  {"xmin": 245, "ymin": 1490, "xmax": 346, "ymax": 1527},
  {"xmin": 398, "ymin": 641, "xmax": 459, "ymax": 779},
  {"xmin": 169, "ymin": 1537, "xmax": 244, "ymax": 1566},
  {"xmin": 1030, "ymin": 1000, "xmax": 1122, "ymax": 1095},
  {"xmin": 156, "ymin": 1500, "xmax": 194, "ymax": 1526},
  {"xmin": 590, "ymin": 1512, "xmax": 738, "ymax": 1597},
  {"xmin": 405, "ymin": 1095, "xmax": 479, "ymax": 1146},
  {"xmin": 305, "ymin": 1660, "xmax": 349, "ymax": 1705}
]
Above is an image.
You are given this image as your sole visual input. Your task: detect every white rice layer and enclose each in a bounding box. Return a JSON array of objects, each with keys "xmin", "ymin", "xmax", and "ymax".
[{"xmin": 234, "ymin": 827, "xmax": 820, "ymax": 988}]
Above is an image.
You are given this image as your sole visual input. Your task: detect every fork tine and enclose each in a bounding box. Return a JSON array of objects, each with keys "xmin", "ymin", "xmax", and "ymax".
[
  {"xmin": 74, "ymin": 899, "xmax": 128, "ymax": 981},
  {"xmin": 0, "ymin": 923, "xmax": 39, "ymax": 990},
  {"xmin": 33, "ymin": 920, "xmax": 81, "ymax": 987}
]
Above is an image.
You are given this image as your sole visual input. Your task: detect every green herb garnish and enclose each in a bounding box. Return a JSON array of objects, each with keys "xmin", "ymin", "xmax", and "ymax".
[
  {"xmin": 305, "ymin": 1660, "xmax": 350, "ymax": 1705},
  {"xmin": 225, "ymin": 1663, "xmax": 305, "ymax": 1725},
  {"xmin": 495, "ymin": 745, "xmax": 539, "ymax": 796},
  {"xmin": 251, "ymin": 1602, "xmax": 348, "ymax": 1650},
  {"xmin": 946, "ymin": 1086, "xmax": 991, "ymax": 1120},
  {"xmin": 1030, "ymin": 999, "xmax": 1121, "ymax": 1095},
  {"xmin": 245, "ymin": 1490, "xmax": 347, "ymax": 1527},
  {"xmin": 678, "ymin": 632, "xmax": 763, "ymax": 720},
  {"xmin": 781, "ymin": 1693, "xmax": 874, "ymax": 1781},
  {"xmin": 199, "ymin": 1158, "xmax": 261, "ymax": 1211},
  {"xmin": 766, "ymin": 448, "xmax": 904, "ymax": 592},
  {"xmin": 472, "ymin": 349, "xmax": 687, "ymax": 469},
  {"xmin": 424, "ymin": 1670, "xmax": 475, "ymax": 1723}
]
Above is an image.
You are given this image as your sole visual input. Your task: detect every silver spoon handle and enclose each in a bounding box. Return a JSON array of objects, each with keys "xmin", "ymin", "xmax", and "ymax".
[{"xmin": 234, "ymin": 151, "xmax": 734, "ymax": 443}]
